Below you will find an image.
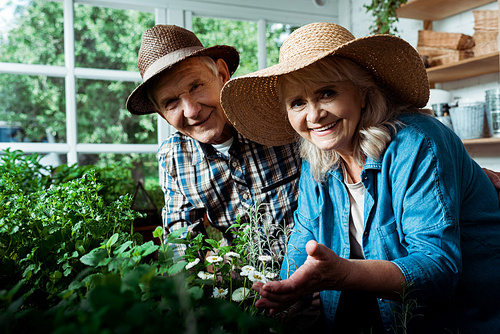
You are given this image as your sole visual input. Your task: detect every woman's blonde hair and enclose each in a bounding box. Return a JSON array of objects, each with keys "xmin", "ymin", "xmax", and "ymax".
[{"xmin": 278, "ymin": 56, "xmax": 430, "ymax": 182}]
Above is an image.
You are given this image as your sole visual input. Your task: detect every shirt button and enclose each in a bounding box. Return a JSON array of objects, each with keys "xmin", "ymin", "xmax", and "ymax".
[
  {"xmin": 242, "ymin": 193, "xmax": 249, "ymax": 200},
  {"xmin": 232, "ymin": 161, "xmax": 238, "ymax": 168}
]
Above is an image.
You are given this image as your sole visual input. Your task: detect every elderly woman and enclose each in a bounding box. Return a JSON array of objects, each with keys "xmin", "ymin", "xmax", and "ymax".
[{"xmin": 221, "ymin": 22, "xmax": 500, "ymax": 333}]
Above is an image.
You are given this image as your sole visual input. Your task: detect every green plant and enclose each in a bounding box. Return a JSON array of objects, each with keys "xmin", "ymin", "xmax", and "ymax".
[
  {"xmin": 0, "ymin": 149, "xmax": 141, "ymax": 308},
  {"xmin": 389, "ymin": 281, "xmax": 422, "ymax": 334},
  {"xmin": 173, "ymin": 203, "xmax": 293, "ymax": 318},
  {"xmin": 365, "ymin": 0, "xmax": 409, "ymax": 35},
  {"xmin": 0, "ymin": 153, "xmax": 284, "ymax": 333},
  {"xmin": 0, "ymin": 232, "xmax": 282, "ymax": 334}
]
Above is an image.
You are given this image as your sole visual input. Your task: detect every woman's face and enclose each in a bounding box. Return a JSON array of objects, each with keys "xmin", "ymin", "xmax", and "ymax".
[{"xmin": 284, "ymin": 79, "xmax": 365, "ymax": 156}]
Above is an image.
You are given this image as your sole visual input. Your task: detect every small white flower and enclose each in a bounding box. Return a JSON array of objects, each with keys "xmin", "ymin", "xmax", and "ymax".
[
  {"xmin": 248, "ymin": 271, "xmax": 268, "ymax": 284},
  {"xmin": 212, "ymin": 287, "xmax": 228, "ymax": 299},
  {"xmin": 225, "ymin": 252, "xmax": 240, "ymax": 259},
  {"xmin": 206, "ymin": 255, "xmax": 223, "ymax": 264},
  {"xmin": 185, "ymin": 258, "xmax": 200, "ymax": 270},
  {"xmin": 240, "ymin": 265, "xmax": 255, "ymax": 276},
  {"xmin": 197, "ymin": 271, "xmax": 215, "ymax": 280},
  {"xmin": 258, "ymin": 255, "xmax": 272, "ymax": 262},
  {"xmin": 232, "ymin": 287, "xmax": 251, "ymax": 302},
  {"xmin": 265, "ymin": 272, "xmax": 278, "ymax": 279}
]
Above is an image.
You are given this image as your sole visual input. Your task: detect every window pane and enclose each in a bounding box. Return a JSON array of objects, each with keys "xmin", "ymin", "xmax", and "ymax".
[
  {"xmin": 267, "ymin": 23, "xmax": 299, "ymax": 67},
  {"xmin": 0, "ymin": 0, "xmax": 64, "ymax": 66},
  {"xmin": 74, "ymin": 4, "xmax": 154, "ymax": 71},
  {"xmin": 193, "ymin": 17, "xmax": 258, "ymax": 77},
  {"xmin": 0, "ymin": 73, "xmax": 66, "ymax": 142},
  {"xmin": 75, "ymin": 79, "xmax": 156, "ymax": 144}
]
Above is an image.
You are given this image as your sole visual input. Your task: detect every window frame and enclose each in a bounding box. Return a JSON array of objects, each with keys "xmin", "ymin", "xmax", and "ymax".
[{"xmin": 0, "ymin": 0, "xmax": 340, "ymax": 165}]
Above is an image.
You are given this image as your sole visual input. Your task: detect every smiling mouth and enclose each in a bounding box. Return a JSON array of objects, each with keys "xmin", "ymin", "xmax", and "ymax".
[
  {"xmin": 312, "ymin": 120, "xmax": 339, "ymax": 132},
  {"xmin": 193, "ymin": 110, "xmax": 213, "ymax": 126}
]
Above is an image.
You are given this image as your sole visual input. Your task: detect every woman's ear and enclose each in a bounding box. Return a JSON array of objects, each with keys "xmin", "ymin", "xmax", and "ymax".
[
  {"xmin": 216, "ymin": 58, "xmax": 231, "ymax": 84},
  {"xmin": 361, "ymin": 92, "xmax": 367, "ymax": 109}
]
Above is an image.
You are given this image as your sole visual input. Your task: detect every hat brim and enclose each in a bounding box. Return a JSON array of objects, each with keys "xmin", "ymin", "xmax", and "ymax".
[
  {"xmin": 221, "ymin": 34, "xmax": 429, "ymax": 147},
  {"xmin": 127, "ymin": 45, "xmax": 239, "ymax": 115}
]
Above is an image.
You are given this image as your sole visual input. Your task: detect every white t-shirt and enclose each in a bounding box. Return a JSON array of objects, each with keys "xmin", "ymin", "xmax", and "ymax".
[
  {"xmin": 212, "ymin": 137, "xmax": 234, "ymax": 158},
  {"xmin": 344, "ymin": 176, "xmax": 366, "ymax": 259}
]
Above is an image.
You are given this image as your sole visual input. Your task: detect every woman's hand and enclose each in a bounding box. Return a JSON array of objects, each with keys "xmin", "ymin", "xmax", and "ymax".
[
  {"xmin": 483, "ymin": 168, "xmax": 500, "ymax": 201},
  {"xmin": 252, "ymin": 240, "xmax": 406, "ymax": 315},
  {"xmin": 252, "ymin": 240, "xmax": 348, "ymax": 315}
]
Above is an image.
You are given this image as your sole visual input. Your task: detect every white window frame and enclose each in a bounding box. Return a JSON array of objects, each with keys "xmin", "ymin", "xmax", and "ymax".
[{"xmin": 0, "ymin": 0, "xmax": 340, "ymax": 165}]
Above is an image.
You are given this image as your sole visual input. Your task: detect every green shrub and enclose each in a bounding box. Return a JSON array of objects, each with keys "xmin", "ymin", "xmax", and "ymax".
[
  {"xmin": 0, "ymin": 150, "xmax": 283, "ymax": 333},
  {"xmin": 0, "ymin": 149, "xmax": 141, "ymax": 308}
]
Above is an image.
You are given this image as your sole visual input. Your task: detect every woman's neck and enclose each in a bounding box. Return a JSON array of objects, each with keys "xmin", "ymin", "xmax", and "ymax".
[{"xmin": 341, "ymin": 155, "xmax": 365, "ymax": 184}]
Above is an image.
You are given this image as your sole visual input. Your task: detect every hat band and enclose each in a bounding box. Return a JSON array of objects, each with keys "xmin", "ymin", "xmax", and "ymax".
[{"xmin": 143, "ymin": 46, "xmax": 204, "ymax": 81}]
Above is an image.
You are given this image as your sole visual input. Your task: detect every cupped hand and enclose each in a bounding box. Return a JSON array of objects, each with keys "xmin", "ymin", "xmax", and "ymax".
[{"xmin": 252, "ymin": 240, "xmax": 348, "ymax": 315}]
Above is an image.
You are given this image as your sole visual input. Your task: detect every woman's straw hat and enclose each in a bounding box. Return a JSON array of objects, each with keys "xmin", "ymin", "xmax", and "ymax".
[
  {"xmin": 221, "ymin": 22, "xmax": 430, "ymax": 147},
  {"xmin": 127, "ymin": 25, "xmax": 240, "ymax": 115}
]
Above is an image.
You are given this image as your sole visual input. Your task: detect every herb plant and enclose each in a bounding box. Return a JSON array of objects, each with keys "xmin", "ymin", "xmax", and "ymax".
[
  {"xmin": 0, "ymin": 149, "xmax": 141, "ymax": 309},
  {"xmin": 0, "ymin": 150, "xmax": 284, "ymax": 333},
  {"xmin": 365, "ymin": 0, "xmax": 409, "ymax": 35}
]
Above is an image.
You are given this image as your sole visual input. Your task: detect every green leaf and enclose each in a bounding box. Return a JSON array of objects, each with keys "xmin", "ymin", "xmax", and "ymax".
[
  {"xmin": 114, "ymin": 240, "xmax": 133, "ymax": 255},
  {"xmin": 80, "ymin": 248, "xmax": 107, "ymax": 266},
  {"xmin": 167, "ymin": 261, "xmax": 187, "ymax": 276},
  {"xmin": 106, "ymin": 233, "xmax": 119, "ymax": 249},
  {"xmin": 152, "ymin": 226, "xmax": 163, "ymax": 238},
  {"xmin": 188, "ymin": 286, "xmax": 204, "ymax": 300},
  {"xmin": 205, "ymin": 239, "xmax": 220, "ymax": 249},
  {"xmin": 166, "ymin": 227, "xmax": 187, "ymax": 243}
]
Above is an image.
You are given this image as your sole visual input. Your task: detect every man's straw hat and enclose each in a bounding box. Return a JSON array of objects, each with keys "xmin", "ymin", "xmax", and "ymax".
[
  {"xmin": 221, "ymin": 22, "xmax": 430, "ymax": 147},
  {"xmin": 127, "ymin": 25, "xmax": 239, "ymax": 115}
]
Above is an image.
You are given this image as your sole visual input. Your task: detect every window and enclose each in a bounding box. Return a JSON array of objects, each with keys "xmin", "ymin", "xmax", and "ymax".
[{"xmin": 0, "ymin": 0, "xmax": 331, "ymax": 178}]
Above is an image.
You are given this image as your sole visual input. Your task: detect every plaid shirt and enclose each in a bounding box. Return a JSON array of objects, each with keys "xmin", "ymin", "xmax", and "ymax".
[{"xmin": 157, "ymin": 130, "xmax": 301, "ymax": 259}]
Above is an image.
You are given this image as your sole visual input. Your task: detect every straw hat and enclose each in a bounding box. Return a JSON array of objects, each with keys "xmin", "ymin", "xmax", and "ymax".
[
  {"xmin": 127, "ymin": 25, "xmax": 240, "ymax": 115},
  {"xmin": 221, "ymin": 22, "xmax": 430, "ymax": 147}
]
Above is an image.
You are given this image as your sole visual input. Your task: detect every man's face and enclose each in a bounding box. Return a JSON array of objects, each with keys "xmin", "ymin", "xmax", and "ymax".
[{"xmin": 152, "ymin": 57, "xmax": 233, "ymax": 144}]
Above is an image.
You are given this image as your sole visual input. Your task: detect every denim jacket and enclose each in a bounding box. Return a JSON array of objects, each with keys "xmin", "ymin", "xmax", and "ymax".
[{"xmin": 282, "ymin": 113, "xmax": 500, "ymax": 333}]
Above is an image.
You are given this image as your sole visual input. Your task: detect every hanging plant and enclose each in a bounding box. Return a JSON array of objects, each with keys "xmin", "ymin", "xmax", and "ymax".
[{"xmin": 365, "ymin": 0, "xmax": 409, "ymax": 35}]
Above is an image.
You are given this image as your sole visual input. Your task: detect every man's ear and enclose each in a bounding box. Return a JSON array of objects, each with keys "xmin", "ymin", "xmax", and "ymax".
[{"xmin": 215, "ymin": 58, "xmax": 231, "ymax": 84}]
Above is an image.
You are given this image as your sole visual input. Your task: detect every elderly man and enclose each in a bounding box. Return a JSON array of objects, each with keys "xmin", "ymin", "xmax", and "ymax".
[{"xmin": 126, "ymin": 25, "xmax": 301, "ymax": 259}]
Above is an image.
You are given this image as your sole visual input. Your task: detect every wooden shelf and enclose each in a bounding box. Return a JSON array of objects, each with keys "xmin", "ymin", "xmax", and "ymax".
[
  {"xmin": 397, "ymin": 0, "xmax": 500, "ymax": 84},
  {"xmin": 397, "ymin": 0, "xmax": 496, "ymax": 21},
  {"xmin": 426, "ymin": 52, "xmax": 500, "ymax": 84},
  {"xmin": 396, "ymin": 0, "xmax": 500, "ymax": 157},
  {"xmin": 463, "ymin": 137, "xmax": 500, "ymax": 156},
  {"xmin": 463, "ymin": 137, "xmax": 500, "ymax": 145}
]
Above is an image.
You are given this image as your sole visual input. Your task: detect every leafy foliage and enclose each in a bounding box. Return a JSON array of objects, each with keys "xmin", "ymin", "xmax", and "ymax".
[
  {"xmin": 0, "ymin": 151, "xmax": 284, "ymax": 333},
  {"xmin": 365, "ymin": 0, "xmax": 409, "ymax": 35},
  {"xmin": 0, "ymin": 1, "xmax": 157, "ymax": 149},
  {"xmin": 192, "ymin": 18, "xmax": 298, "ymax": 77},
  {"xmin": 0, "ymin": 149, "xmax": 141, "ymax": 308}
]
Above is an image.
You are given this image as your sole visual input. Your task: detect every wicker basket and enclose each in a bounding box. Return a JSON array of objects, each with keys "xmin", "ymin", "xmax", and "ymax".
[
  {"xmin": 473, "ymin": 10, "xmax": 498, "ymax": 31},
  {"xmin": 473, "ymin": 30, "xmax": 498, "ymax": 45},
  {"xmin": 473, "ymin": 40, "xmax": 498, "ymax": 57},
  {"xmin": 418, "ymin": 30, "xmax": 475, "ymax": 50},
  {"xmin": 472, "ymin": 29, "xmax": 498, "ymax": 57},
  {"xmin": 417, "ymin": 47, "xmax": 474, "ymax": 66}
]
